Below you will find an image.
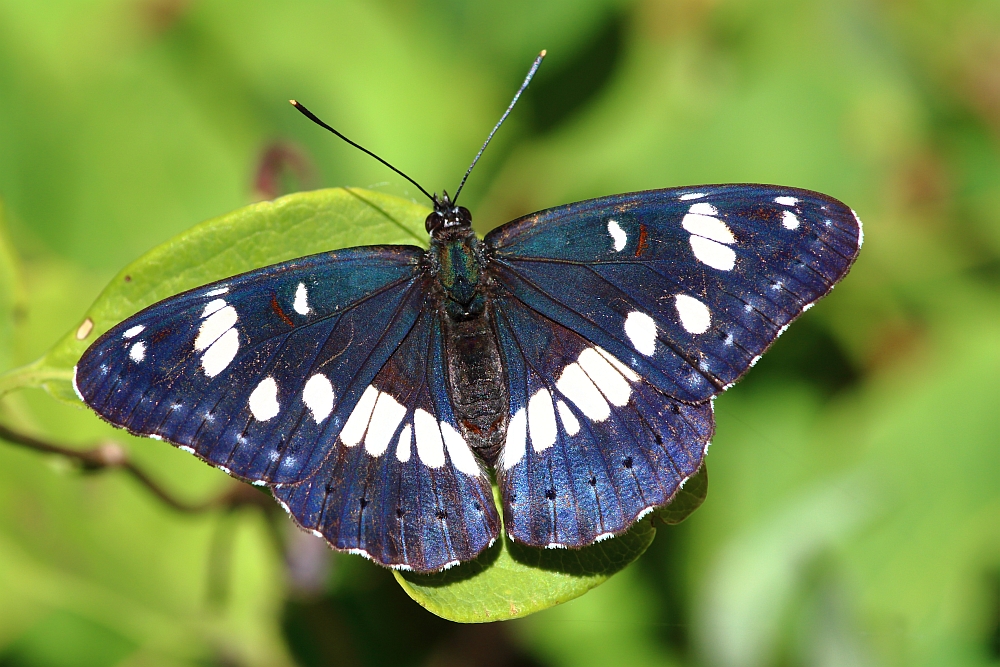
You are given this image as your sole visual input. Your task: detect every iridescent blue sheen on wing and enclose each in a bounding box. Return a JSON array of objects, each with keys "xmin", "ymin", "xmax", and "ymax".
[
  {"xmin": 75, "ymin": 181, "xmax": 862, "ymax": 572},
  {"xmin": 485, "ymin": 185, "xmax": 862, "ymax": 402},
  {"xmin": 273, "ymin": 304, "xmax": 499, "ymax": 572},
  {"xmin": 491, "ymin": 293, "xmax": 713, "ymax": 548},
  {"xmin": 75, "ymin": 246, "xmax": 425, "ymax": 485},
  {"xmin": 483, "ymin": 184, "xmax": 860, "ymax": 548}
]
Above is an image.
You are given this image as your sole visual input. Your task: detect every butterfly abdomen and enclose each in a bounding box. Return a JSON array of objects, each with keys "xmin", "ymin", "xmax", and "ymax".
[
  {"xmin": 442, "ymin": 310, "xmax": 508, "ymax": 467},
  {"xmin": 430, "ymin": 227, "xmax": 508, "ymax": 467}
]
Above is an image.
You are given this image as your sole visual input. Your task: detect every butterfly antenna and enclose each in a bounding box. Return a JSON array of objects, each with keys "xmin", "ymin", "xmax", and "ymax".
[
  {"xmin": 452, "ymin": 50, "xmax": 546, "ymax": 205},
  {"xmin": 290, "ymin": 100, "xmax": 436, "ymax": 204}
]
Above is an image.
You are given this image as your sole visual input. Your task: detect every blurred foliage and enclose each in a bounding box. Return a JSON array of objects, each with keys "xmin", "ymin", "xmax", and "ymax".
[{"xmin": 0, "ymin": 0, "xmax": 998, "ymax": 665}]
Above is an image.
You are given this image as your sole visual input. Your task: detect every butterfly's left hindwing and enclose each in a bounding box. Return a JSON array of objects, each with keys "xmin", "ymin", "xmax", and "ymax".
[
  {"xmin": 272, "ymin": 305, "xmax": 500, "ymax": 572},
  {"xmin": 75, "ymin": 246, "xmax": 426, "ymax": 485}
]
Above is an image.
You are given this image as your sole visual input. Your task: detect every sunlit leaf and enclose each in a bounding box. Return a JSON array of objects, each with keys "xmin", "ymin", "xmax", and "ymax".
[
  {"xmin": 0, "ymin": 188, "xmax": 427, "ymax": 402},
  {"xmin": 395, "ymin": 486, "xmax": 657, "ymax": 622}
]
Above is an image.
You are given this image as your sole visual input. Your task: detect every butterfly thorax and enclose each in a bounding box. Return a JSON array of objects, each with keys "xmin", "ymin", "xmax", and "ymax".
[{"xmin": 427, "ymin": 218, "xmax": 509, "ymax": 468}]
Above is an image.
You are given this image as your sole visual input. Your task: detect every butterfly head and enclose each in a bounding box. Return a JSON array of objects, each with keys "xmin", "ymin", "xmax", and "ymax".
[{"xmin": 426, "ymin": 191, "xmax": 472, "ymax": 236}]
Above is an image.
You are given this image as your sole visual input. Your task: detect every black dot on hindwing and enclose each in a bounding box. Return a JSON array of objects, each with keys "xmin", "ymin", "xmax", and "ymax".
[
  {"xmin": 435, "ymin": 509, "xmax": 448, "ymax": 520},
  {"xmin": 588, "ymin": 476, "xmax": 597, "ymax": 487},
  {"xmin": 623, "ymin": 456, "xmax": 634, "ymax": 469},
  {"xmin": 545, "ymin": 488, "xmax": 556, "ymax": 501}
]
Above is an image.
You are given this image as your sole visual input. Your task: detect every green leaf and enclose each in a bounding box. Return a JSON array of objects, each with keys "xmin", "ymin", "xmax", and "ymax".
[
  {"xmin": 655, "ymin": 464, "xmax": 707, "ymax": 525},
  {"xmin": 395, "ymin": 485, "xmax": 658, "ymax": 623},
  {"xmin": 0, "ymin": 188, "xmax": 427, "ymax": 402}
]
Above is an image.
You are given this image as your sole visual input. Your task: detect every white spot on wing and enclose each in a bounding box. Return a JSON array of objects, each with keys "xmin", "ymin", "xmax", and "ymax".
[
  {"xmin": 179, "ymin": 445, "xmax": 195, "ymax": 454},
  {"xmin": 72, "ymin": 366, "xmax": 84, "ymax": 402},
  {"xmin": 123, "ymin": 325, "xmax": 145, "ymax": 339},
  {"xmin": 775, "ymin": 196, "xmax": 798, "ymax": 206},
  {"xmin": 852, "ymin": 209, "xmax": 864, "ymax": 247},
  {"xmin": 293, "ymin": 282, "xmax": 311, "ymax": 315},
  {"xmin": 340, "ymin": 385, "xmax": 379, "ymax": 446},
  {"xmin": 682, "ymin": 214, "xmax": 736, "ymax": 244},
  {"xmin": 302, "ymin": 374, "xmax": 334, "ymax": 423},
  {"xmin": 206, "ymin": 287, "xmax": 229, "ymax": 297},
  {"xmin": 501, "ymin": 407, "xmax": 527, "ymax": 470},
  {"xmin": 781, "ymin": 210, "xmax": 800, "ymax": 230},
  {"xmin": 396, "ymin": 424, "xmax": 412, "ymax": 462},
  {"xmin": 195, "ymin": 305, "xmax": 237, "ymax": 351},
  {"xmin": 689, "ymin": 235, "xmax": 736, "ymax": 271},
  {"xmin": 557, "ymin": 363, "xmax": 610, "ymax": 421},
  {"xmin": 248, "ymin": 377, "xmax": 280, "ymax": 421},
  {"xmin": 675, "ymin": 294, "xmax": 711, "ymax": 334},
  {"xmin": 688, "ymin": 202, "xmax": 719, "ymax": 216},
  {"xmin": 624, "ymin": 311, "xmax": 657, "ymax": 356},
  {"xmin": 607, "ymin": 219, "xmax": 627, "ymax": 252},
  {"xmin": 364, "ymin": 391, "xmax": 406, "ymax": 457},
  {"xmin": 578, "ymin": 347, "xmax": 631, "ymax": 406},
  {"xmin": 441, "ymin": 421, "xmax": 480, "ymax": 476},
  {"xmin": 528, "ymin": 388, "xmax": 557, "ymax": 452},
  {"xmin": 594, "ymin": 346, "xmax": 639, "ymax": 381},
  {"xmin": 679, "ymin": 192, "xmax": 705, "ymax": 200},
  {"xmin": 556, "ymin": 400, "xmax": 580, "ymax": 436},
  {"xmin": 201, "ymin": 328, "xmax": 239, "ymax": 377},
  {"xmin": 414, "ymin": 409, "xmax": 445, "ymax": 468},
  {"xmin": 201, "ymin": 298, "xmax": 227, "ymax": 319},
  {"xmin": 129, "ymin": 341, "xmax": 146, "ymax": 362}
]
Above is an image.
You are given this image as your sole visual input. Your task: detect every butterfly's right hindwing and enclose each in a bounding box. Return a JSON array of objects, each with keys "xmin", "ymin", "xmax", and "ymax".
[{"xmin": 75, "ymin": 246, "xmax": 425, "ymax": 486}]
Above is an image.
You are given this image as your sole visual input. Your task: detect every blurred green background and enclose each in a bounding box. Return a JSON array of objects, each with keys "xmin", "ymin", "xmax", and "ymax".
[{"xmin": 1, "ymin": 0, "xmax": 999, "ymax": 665}]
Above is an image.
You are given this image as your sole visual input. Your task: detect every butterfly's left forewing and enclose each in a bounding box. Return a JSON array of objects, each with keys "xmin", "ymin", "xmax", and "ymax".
[{"xmin": 75, "ymin": 246, "xmax": 427, "ymax": 485}]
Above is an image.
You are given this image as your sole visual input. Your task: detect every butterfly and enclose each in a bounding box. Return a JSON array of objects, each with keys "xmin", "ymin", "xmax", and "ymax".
[{"xmin": 73, "ymin": 53, "xmax": 862, "ymax": 573}]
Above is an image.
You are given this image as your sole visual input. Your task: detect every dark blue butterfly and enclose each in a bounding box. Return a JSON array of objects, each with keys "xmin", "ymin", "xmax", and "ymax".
[{"xmin": 73, "ymin": 54, "xmax": 863, "ymax": 573}]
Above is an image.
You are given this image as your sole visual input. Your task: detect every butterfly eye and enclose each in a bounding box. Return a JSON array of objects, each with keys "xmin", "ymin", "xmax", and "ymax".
[
  {"xmin": 425, "ymin": 210, "xmax": 446, "ymax": 233},
  {"xmin": 425, "ymin": 206, "xmax": 472, "ymax": 234}
]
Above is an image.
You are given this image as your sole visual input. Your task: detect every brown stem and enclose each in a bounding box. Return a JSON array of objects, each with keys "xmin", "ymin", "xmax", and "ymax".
[{"xmin": 0, "ymin": 421, "xmax": 264, "ymax": 513}]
